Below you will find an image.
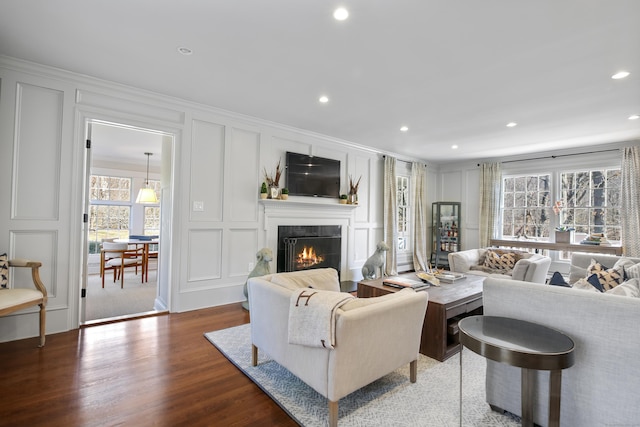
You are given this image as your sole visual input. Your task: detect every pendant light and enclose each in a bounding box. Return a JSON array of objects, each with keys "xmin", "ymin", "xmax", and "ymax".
[{"xmin": 136, "ymin": 152, "xmax": 158, "ymax": 204}]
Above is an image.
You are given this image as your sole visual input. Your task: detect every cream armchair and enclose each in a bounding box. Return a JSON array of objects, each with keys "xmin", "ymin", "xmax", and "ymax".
[
  {"xmin": 0, "ymin": 258, "xmax": 47, "ymax": 347},
  {"xmin": 248, "ymin": 268, "xmax": 428, "ymax": 427}
]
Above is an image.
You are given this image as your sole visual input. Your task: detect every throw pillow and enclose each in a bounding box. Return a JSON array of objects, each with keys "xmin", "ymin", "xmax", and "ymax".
[
  {"xmin": 483, "ymin": 249, "xmax": 520, "ymax": 271},
  {"xmin": 587, "ymin": 259, "xmax": 623, "ymax": 291},
  {"xmin": 572, "ymin": 277, "xmax": 600, "ymax": 292},
  {"xmin": 624, "ymin": 262, "xmax": 640, "ymax": 280},
  {"xmin": 586, "ymin": 274, "xmax": 605, "ymax": 292},
  {"xmin": 548, "ymin": 271, "xmax": 571, "ymax": 287},
  {"xmin": 607, "ymin": 278, "xmax": 640, "ymax": 298},
  {"xmin": 607, "ymin": 279, "xmax": 640, "ymax": 298},
  {"xmin": 0, "ymin": 253, "xmax": 7, "ymax": 289}
]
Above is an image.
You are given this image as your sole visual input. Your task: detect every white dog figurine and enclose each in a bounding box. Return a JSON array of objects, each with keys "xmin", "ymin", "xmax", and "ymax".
[
  {"xmin": 242, "ymin": 247, "xmax": 273, "ymax": 310},
  {"xmin": 361, "ymin": 241, "xmax": 390, "ymax": 279}
]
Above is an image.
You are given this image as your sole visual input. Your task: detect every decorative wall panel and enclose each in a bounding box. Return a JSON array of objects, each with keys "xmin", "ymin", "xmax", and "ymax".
[
  {"xmin": 229, "ymin": 128, "xmax": 260, "ymax": 222},
  {"xmin": 190, "ymin": 120, "xmax": 224, "ymax": 221},
  {"xmin": 13, "ymin": 83, "xmax": 62, "ymax": 220},
  {"xmin": 228, "ymin": 228, "xmax": 258, "ymax": 277},
  {"xmin": 187, "ymin": 229, "xmax": 222, "ymax": 282}
]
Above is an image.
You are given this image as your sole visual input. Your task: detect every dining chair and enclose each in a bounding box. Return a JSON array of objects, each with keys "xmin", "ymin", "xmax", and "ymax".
[{"xmin": 100, "ymin": 242, "xmax": 145, "ymax": 288}]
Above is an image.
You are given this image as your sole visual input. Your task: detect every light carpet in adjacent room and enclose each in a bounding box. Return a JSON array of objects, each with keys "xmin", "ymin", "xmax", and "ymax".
[
  {"xmin": 85, "ymin": 268, "xmax": 158, "ymax": 321},
  {"xmin": 205, "ymin": 324, "xmax": 519, "ymax": 427}
]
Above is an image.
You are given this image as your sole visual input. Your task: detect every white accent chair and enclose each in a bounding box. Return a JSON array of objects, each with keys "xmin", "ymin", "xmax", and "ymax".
[
  {"xmin": 0, "ymin": 259, "xmax": 47, "ymax": 347},
  {"xmin": 248, "ymin": 268, "xmax": 428, "ymax": 427}
]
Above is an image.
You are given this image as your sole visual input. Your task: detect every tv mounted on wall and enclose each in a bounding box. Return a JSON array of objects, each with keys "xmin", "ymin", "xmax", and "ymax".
[{"xmin": 285, "ymin": 152, "xmax": 340, "ymax": 198}]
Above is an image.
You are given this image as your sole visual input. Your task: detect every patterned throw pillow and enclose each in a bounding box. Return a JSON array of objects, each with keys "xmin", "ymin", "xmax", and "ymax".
[
  {"xmin": 0, "ymin": 253, "xmax": 8, "ymax": 289},
  {"xmin": 483, "ymin": 249, "xmax": 520, "ymax": 271},
  {"xmin": 587, "ymin": 259, "xmax": 623, "ymax": 291}
]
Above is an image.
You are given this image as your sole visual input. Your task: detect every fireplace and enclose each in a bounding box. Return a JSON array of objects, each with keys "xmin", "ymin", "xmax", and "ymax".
[{"xmin": 277, "ymin": 225, "xmax": 341, "ymax": 274}]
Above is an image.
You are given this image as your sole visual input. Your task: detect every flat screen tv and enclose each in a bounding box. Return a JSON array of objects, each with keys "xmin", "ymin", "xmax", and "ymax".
[{"xmin": 285, "ymin": 152, "xmax": 340, "ymax": 198}]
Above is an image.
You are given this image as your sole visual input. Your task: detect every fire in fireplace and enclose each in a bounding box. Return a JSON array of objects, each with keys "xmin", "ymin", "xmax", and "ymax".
[{"xmin": 277, "ymin": 225, "xmax": 341, "ymax": 274}]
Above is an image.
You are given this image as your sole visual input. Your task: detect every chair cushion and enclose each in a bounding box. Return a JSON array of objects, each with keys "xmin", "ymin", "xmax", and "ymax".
[
  {"xmin": 106, "ymin": 258, "xmax": 141, "ymax": 267},
  {"xmin": 0, "ymin": 253, "xmax": 7, "ymax": 289},
  {"xmin": 270, "ymin": 268, "xmax": 340, "ymax": 291},
  {"xmin": 0, "ymin": 288, "xmax": 43, "ymax": 310}
]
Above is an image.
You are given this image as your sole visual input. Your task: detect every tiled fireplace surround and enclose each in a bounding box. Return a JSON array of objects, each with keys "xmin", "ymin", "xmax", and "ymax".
[{"xmin": 260, "ymin": 199, "xmax": 358, "ymax": 279}]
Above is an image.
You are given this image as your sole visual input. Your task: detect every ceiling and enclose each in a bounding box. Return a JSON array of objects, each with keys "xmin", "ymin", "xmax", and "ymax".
[{"xmin": 1, "ymin": 0, "xmax": 639, "ymax": 164}]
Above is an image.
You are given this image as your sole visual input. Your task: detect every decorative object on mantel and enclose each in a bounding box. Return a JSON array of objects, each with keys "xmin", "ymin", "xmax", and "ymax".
[
  {"xmin": 242, "ymin": 247, "xmax": 273, "ymax": 311},
  {"xmin": 264, "ymin": 159, "xmax": 282, "ymax": 199},
  {"xmin": 339, "ymin": 194, "xmax": 348, "ymax": 204},
  {"xmin": 348, "ymin": 174, "xmax": 361, "ymax": 204},
  {"xmin": 260, "ymin": 182, "xmax": 268, "ymax": 199},
  {"xmin": 280, "ymin": 188, "xmax": 289, "ymax": 200},
  {"xmin": 361, "ymin": 241, "xmax": 389, "ymax": 279},
  {"xmin": 552, "ymin": 200, "xmax": 575, "ymax": 243}
]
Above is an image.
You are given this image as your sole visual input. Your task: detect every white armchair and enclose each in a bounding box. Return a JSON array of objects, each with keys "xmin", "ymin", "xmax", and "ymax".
[
  {"xmin": 0, "ymin": 258, "xmax": 47, "ymax": 347},
  {"xmin": 448, "ymin": 248, "xmax": 551, "ymax": 284},
  {"xmin": 248, "ymin": 268, "xmax": 428, "ymax": 427}
]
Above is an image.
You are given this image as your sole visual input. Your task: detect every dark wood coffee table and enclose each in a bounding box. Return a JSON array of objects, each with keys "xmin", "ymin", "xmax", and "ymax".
[{"xmin": 357, "ymin": 273, "xmax": 484, "ymax": 361}]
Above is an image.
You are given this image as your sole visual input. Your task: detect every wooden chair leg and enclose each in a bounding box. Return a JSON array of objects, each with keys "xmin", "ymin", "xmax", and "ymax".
[
  {"xmin": 328, "ymin": 400, "xmax": 338, "ymax": 427},
  {"xmin": 252, "ymin": 344, "xmax": 258, "ymax": 366},
  {"xmin": 38, "ymin": 303, "xmax": 46, "ymax": 347},
  {"xmin": 410, "ymin": 359, "xmax": 417, "ymax": 383}
]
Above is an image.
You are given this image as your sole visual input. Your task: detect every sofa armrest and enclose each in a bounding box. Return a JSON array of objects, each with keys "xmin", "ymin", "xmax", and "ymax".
[
  {"xmin": 448, "ymin": 249, "xmax": 482, "ymax": 273},
  {"xmin": 328, "ymin": 290, "xmax": 428, "ymax": 401},
  {"xmin": 511, "ymin": 254, "xmax": 551, "ymax": 283}
]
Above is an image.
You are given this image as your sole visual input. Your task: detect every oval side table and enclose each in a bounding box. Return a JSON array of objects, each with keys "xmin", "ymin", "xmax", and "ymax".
[{"xmin": 458, "ymin": 316, "xmax": 575, "ymax": 427}]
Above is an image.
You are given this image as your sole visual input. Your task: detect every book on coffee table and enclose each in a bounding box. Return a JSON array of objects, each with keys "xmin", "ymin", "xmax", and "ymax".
[
  {"xmin": 383, "ymin": 276, "xmax": 430, "ymax": 290},
  {"xmin": 434, "ymin": 272, "xmax": 465, "ymax": 283}
]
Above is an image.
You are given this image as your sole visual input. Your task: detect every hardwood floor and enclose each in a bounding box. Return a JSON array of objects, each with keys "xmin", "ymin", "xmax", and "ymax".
[{"xmin": 0, "ymin": 303, "xmax": 297, "ymax": 427}]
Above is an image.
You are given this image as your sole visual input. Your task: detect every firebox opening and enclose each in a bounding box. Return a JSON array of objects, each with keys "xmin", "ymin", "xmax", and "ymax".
[{"xmin": 277, "ymin": 225, "xmax": 341, "ymax": 276}]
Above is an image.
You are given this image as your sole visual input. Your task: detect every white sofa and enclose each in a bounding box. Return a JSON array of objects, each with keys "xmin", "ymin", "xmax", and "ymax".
[
  {"xmin": 248, "ymin": 268, "xmax": 428, "ymax": 427},
  {"xmin": 448, "ymin": 248, "xmax": 551, "ymax": 283},
  {"xmin": 482, "ymin": 253, "xmax": 640, "ymax": 426}
]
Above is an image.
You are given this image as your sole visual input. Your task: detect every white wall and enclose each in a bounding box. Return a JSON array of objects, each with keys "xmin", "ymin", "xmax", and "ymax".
[{"xmin": 0, "ymin": 56, "xmax": 426, "ymax": 342}]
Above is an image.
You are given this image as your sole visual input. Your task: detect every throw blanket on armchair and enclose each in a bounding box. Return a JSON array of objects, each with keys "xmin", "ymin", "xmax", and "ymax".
[{"xmin": 288, "ymin": 289, "xmax": 354, "ymax": 349}]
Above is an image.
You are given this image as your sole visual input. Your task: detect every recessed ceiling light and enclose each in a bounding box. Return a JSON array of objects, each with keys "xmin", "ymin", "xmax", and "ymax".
[
  {"xmin": 400, "ymin": 126, "xmax": 409, "ymax": 132},
  {"xmin": 611, "ymin": 71, "xmax": 630, "ymax": 79},
  {"xmin": 451, "ymin": 145, "xmax": 459, "ymax": 150},
  {"xmin": 333, "ymin": 7, "xmax": 349, "ymax": 20},
  {"xmin": 506, "ymin": 122, "xmax": 517, "ymax": 127},
  {"xmin": 629, "ymin": 114, "xmax": 640, "ymax": 120},
  {"xmin": 177, "ymin": 47, "xmax": 193, "ymax": 55},
  {"xmin": 319, "ymin": 95, "xmax": 329, "ymax": 103}
]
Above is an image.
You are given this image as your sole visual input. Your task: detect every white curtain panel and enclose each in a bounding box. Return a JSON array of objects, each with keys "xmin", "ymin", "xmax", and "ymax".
[
  {"xmin": 621, "ymin": 146, "xmax": 640, "ymax": 257},
  {"xmin": 411, "ymin": 162, "xmax": 428, "ymax": 271},
  {"xmin": 383, "ymin": 156, "xmax": 398, "ymax": 275},
  {"xmin": 479, "ymin": 162, "xmax": 502, "ymax": 248}
]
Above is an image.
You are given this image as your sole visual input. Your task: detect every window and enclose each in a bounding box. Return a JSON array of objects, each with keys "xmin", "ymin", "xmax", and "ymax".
[
  {"xmin": 502, "ymin": 174, "xmax": 551, "ymax": 239},
  {"xmin": 146, "ymin": 179, "xmax": 162, "ymax": 203},
  {"xmin": 560, "ymin": 168, "xmax": 621, "ymax": 241},
  {"xmin": 397, "ymin": 176, "xmax": 410, "ymax": 252},
  {"xmin": 144, "ymin": 206, "xmax": 161, "ymax": 236},
  {"xmin": 88, "ymin": 175, "xmax": 132, "ymax": 254}
]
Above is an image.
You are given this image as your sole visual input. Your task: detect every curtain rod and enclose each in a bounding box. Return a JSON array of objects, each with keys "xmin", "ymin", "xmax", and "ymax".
[{"xmin": 478, "ymin": 148, "xmax": 620, "ymax": 166}]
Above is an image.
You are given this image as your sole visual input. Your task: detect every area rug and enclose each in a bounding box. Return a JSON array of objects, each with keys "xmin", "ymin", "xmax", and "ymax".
[{"xmin": 204, "ymin": 324, "xmax": 519, "ymax": 426}]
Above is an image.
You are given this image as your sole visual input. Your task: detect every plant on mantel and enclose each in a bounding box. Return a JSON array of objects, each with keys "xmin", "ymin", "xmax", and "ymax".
[{"xmin": 348, "ymin": 175, "xmax": 361, "ymax": 204}]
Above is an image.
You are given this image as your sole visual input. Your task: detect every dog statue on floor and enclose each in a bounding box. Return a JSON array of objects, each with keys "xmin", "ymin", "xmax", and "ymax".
[
  {"xmin": 242, "ymin": 247, "xmax": 273, "ymax": 311},
  {"xmin": 361, "ymin": 241, "xmax": 390, "ymax": 280}
]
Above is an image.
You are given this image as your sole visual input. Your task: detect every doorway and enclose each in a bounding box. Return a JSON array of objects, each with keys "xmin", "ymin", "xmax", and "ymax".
[{"xmin": 81, "ymin": 119, "xmax": 173, "ymax": 324}]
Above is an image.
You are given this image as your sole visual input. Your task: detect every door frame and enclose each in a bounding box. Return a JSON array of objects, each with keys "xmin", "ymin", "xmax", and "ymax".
[{"xmin": 75, "ymin": 111, "xmax": 179, "ymax": 325}]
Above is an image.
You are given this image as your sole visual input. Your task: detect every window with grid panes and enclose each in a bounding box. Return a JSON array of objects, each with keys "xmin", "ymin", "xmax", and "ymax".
[
  {"xmin": 502, "ymin": 174, "xmax": 551, "ymax": 239},
  {"xmin": 88, "ymin": 175, "xmax": 132, "ymax": 254},
  {"xmin": 560, "ymin": 168, "xmax": 621, "ymax": 241}
]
